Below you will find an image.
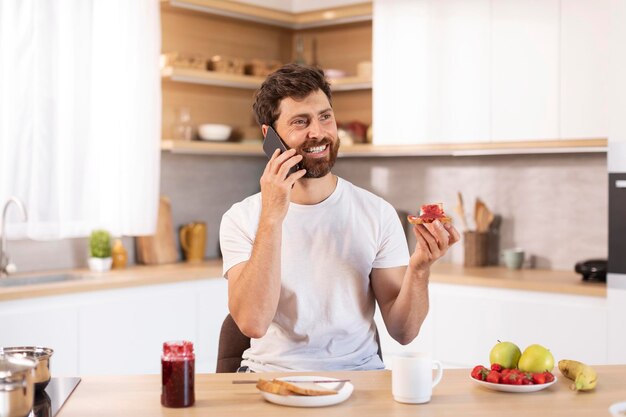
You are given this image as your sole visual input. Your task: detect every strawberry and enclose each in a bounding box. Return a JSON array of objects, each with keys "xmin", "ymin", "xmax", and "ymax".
[
  {"xmin": 471, "ymin": 365, "xmax": 490, "ymax": 381},
  {"xmin": 543, "ymin": 371, "xmax": 555, "ymax": 383},
  {"xmin": 522, "ymin": 372, "xmax": 534, "ymax": 385},
  {"xmin": 486, "ymin": 370, "xmax": 501, "ymax": 384},
  {"xmin": 503, "ymin": 371, "xmax": 522, "ymax": 385},
  {"xmin": 490, "ymin": 363, "xmax": 503, "ymax": 372},
  {"xmin": 532, "ymin": 372, "xmax": 547, "ymax": 385}
]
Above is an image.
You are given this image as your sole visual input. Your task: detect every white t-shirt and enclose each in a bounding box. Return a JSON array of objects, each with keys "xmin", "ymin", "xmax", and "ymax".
[{"xmin": 219, "ymin": 177, "xmax": 410, "ymax": 372}]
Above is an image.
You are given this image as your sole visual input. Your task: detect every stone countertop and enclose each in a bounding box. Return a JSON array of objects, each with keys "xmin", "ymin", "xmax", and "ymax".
[{"xmin": 0, "ymin": 260, "xmax": 605, "ymax": 302}]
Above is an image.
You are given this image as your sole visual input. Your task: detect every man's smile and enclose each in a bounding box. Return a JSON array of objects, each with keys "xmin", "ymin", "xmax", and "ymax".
[{"xmin": 303, "ymin": 144, "xmax": 328, "ymax": 155}]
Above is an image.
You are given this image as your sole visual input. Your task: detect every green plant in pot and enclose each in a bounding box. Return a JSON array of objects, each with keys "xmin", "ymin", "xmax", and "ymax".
[{"xmin": 88, "ymin": 229, "xmax": 112, "ymax": 272}]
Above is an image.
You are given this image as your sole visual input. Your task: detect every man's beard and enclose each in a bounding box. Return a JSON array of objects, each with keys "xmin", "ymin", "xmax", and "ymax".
[{"xmin": 296, "ymin": 137, "xmax": 340, "ymax": 179}]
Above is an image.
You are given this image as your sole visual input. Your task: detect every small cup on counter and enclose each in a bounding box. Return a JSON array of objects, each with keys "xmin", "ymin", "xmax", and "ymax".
[{"xmin": 502, "ymin": 248, "xmax": 525, "ymax": 270}]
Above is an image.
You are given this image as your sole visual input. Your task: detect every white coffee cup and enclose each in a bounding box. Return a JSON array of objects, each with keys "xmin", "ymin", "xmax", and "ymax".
[{"xmin": 392, "ymin": 352, "xmax": 443, "ymax": 404}]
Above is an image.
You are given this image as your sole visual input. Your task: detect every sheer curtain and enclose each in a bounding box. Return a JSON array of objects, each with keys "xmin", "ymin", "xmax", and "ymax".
[{"xmin": 0, "ymin": 0, "xmax": 161, "ymax": 239}]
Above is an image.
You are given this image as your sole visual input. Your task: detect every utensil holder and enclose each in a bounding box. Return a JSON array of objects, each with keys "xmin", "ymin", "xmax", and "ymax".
[{"xmin": 464, "ymin": 231, "xmax": 488, "ymax": 267}]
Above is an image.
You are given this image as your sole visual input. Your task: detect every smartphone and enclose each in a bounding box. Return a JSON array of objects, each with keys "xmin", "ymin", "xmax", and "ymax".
[{"xmin": 262, "ymin": 126, "xmax": 300, "ymax": 176}]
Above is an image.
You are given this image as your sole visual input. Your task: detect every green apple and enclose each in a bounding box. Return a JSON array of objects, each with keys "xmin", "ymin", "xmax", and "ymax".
[
  {"xmin": 518, "ymin": 344, "xmax": 555, "ymax": 373},
  {"xmin": 489, "ymin": 341, "xmax": 522, "ymax": 369}
]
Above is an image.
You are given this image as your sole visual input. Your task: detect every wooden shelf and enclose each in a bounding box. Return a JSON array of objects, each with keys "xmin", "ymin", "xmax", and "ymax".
[
  {"xmin": 165, "ymin": 0, "xmax": 372, "ymax": 29},
  {"xmin": 161, "ymin": 138, "xmax": 607, "ymax": 157},
  {"xmin": 161, "ymin": 67, "xmax": 371, "ymax": 91}
]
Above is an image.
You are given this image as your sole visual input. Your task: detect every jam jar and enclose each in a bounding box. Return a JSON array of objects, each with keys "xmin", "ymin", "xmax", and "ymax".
[{"xmin": 161, "ymin": 340, "xmax": 195, "ymax": 408}]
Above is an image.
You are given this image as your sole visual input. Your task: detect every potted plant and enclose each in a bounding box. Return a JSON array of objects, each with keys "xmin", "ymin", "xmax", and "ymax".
[{"xmin": 88, "ymin": 229, "xmax": 112, "ymax": 272}]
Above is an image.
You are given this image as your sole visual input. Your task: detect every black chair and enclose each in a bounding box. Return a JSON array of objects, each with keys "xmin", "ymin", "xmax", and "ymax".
[{"xmin": 215, "ymin": 314, "xmax": 384, "ymax": 373}]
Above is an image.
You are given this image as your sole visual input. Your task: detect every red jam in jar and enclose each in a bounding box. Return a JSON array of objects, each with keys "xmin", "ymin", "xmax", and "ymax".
[{"xmin": 161, "ymin": 340, "xmax": 195, "ymax": 408}]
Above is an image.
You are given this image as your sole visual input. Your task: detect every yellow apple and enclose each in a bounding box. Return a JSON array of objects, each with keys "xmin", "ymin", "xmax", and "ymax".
[{"xmin": 518, "ymin": 344, "xmax": 555, "ymax": 373}]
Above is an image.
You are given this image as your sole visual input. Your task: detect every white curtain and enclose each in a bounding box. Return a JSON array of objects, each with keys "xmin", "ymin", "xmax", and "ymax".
[{"xmin": 0, "ymin": 0, "xmax": 161, "ymax": 239}]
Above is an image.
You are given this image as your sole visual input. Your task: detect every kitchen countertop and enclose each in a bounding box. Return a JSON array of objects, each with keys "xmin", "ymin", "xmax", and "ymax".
[
  {"xmin": 58, "ymin": 366, "xmax": 626, "ymax": 417},
  {"xmin": 0, "ymin": 260, "xmax": 605, "ymax": 302}
]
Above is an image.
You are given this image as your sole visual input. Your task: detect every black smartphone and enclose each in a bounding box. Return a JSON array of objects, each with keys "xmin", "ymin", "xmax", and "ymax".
[{"xmin": 262, "ymin": 126, "xmax": 300, "ymax": 176}]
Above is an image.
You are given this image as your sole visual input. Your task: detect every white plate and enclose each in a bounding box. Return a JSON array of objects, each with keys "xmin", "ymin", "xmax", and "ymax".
[
  {"xmin": 259, "ymin": 376, "xmax": 354, "ymax": 408},
  {"xmin": 609, "ymin": 401, "xmax": 626, "ymax": 417},
  {"xmin": 470, "ymin": 375, "xmax": 558, "ymax": 393}
]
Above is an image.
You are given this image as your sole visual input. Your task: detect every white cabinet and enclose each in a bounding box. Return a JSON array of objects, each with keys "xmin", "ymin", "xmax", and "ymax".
[
  {"xmin": 373, "ymin": 0, "xmax": 490, "ymax": 145},
  {"xmin": 374, "ymin": 0, "xmax": 609, "ymax": 145},
  {"xmin": 376, "ymin": 283, "xmax": 608, "ymax": 369},
  {"xmin": 560, "ymin": 0, "xmax": 610, "ymax": 139},
  {"xmin": 78, "ymin": 284, "xmax": 199, "ymax": 375},
  {"xmin": 491, "ymin": 0, "xmax": 560, "ymax": 141},
  {"xmin": 0, "ymin": 300, "xmax": 79, "ymax": 376},
  {"xmin": 430, "ymin": 283, "xmax": 607, "ymax": 368},
  {"xmin": 0, "ymin": 278, "xmax": 228, "ymax": 376}
]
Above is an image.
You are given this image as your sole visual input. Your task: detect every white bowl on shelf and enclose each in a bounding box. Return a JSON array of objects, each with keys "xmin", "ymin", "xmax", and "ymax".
[{"xmin": 198, "ymin": 124, "xmax": 232, "ymax": 141}]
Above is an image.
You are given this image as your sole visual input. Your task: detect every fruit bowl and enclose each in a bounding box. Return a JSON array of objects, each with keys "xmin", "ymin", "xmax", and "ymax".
[{"xmin": 470, "ymin": 375, "xmax": 557, "ymax": 393}]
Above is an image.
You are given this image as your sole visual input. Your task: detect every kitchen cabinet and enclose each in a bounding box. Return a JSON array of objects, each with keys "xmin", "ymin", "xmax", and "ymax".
[
  {"xmin": 0, "ymin": 278, "xmax": 228, "ymax": 376},
  {"xmin": 491, "ymin": 0, "xmax": 560, "ymax": 141},
  {"xmin": 373, "ymin": 0, "xmax": 490, "ymax": 145},
  {"xmin": 373, "ymin": 0, "xmax": 608, "ymax": 146},
  {"xmin": 560, "ymin": 0, "xmax": 610, "ymax": 139},
  {"xmin": 375, "ymin": 283, "xmax": 608, "ymax": 369},
  {"xmin": 0, "ymin": 302, "xmax": 79, "ymax": 376}
]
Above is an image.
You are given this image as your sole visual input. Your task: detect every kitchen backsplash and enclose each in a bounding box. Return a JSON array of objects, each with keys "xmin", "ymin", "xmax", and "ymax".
[{"xmin": 9, "ymin": 151, "xmax": 607, "ymax": 273}]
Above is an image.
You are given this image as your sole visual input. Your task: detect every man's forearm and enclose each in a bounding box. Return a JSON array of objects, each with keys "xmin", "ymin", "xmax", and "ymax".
[
  {"xmin": 384, "ymin": 268, "xmax": 430, "ymax": 345},
  {"xmin": 228, "ymin": 218, "xmax": 283, "ymax": 338}
]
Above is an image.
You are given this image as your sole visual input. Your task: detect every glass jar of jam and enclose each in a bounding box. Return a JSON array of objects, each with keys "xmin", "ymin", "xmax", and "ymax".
[{"xmin": 161, "ymin": 340, "xmax": 195, "ymax": 408}]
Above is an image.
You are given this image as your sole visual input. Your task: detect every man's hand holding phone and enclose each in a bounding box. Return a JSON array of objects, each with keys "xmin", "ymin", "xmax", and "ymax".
[{"xmin": 259, "ymin": 129, "xmax": 306, "ymax": 223}]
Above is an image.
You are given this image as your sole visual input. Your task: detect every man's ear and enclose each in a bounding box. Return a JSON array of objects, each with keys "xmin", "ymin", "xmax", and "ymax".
[{"xmin": 261, "ymin": 124, "xmax": 269, "ymax": 139}]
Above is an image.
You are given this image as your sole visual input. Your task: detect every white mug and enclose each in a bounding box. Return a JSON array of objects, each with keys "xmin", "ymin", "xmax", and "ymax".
[{"xmin": 392, "ymin": 352, "xmax": 443, "ymax": 404}]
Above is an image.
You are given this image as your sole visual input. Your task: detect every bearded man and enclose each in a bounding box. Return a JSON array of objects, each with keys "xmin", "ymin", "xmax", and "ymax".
[{"xmin": 219, "ymin": 64, "xmax": 460, "ymax": 372}]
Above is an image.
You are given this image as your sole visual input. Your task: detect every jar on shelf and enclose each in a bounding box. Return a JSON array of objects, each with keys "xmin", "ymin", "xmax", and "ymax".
[
  {"xmin": 111, "ymin": 239, "xmax": 128, "ymax": 269},
  {"xmin": 161, "ymin": 340, "xmax": 195, "ymax": 408},
  {"xmin": 173, "ymin": 107, "xmax": 193, "ymax": 141}
]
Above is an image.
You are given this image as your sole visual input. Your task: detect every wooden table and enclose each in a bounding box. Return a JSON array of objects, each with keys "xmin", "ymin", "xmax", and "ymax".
[{"xmin": 59, "ymin": 366, "xmax": 626, "ymax": 416}]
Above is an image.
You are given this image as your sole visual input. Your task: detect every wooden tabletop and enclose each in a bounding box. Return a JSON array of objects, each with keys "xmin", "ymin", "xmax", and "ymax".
[{"xmin": 58, "ymin": 366, "xmax": 626, "ymax": 417}]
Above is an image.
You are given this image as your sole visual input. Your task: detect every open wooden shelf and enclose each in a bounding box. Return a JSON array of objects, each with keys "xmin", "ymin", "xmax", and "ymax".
[
  {"xmin": 161, "ymin": 138, "xmax": 607, "ymax": 157},
  {"xmin": 161, "ymin": 67, "xmax": 371, "ymax": 91},
  {"xmin": 164, "ymin": 0, "xmax": 372, "ymax": 29}
]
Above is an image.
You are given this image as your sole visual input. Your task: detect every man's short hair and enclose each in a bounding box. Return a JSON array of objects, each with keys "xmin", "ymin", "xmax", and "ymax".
[{"xmin": 252, "ymin": 64, "xmax": 332, "ymax": 127}]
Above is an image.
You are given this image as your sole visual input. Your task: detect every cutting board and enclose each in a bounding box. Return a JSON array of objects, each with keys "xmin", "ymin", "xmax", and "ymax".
[{"xmin": 135, "ymin": 196, "xmax": 178, "ymax": 265}]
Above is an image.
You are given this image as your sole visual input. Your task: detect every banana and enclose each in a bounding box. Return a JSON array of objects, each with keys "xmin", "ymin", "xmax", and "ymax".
[{"xmin": 558, "ymin": 359, "xmax": 598, "ymax": 391}]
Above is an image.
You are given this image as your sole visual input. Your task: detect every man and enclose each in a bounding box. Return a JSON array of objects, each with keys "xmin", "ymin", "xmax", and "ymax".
[{"xmin": 219, "ymin": 64, "xmax": 460, "ymax": 372}]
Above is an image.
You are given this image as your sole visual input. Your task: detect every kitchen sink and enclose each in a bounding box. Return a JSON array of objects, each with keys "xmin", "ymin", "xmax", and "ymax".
[{"xmin": 0, "ymin": 274, "xmax": 83, "ymax": 287}]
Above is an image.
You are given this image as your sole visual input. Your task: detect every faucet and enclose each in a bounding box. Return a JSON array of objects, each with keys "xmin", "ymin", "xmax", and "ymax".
[{"xmin": 0, "ymin": 197, "xmax": 28, "ymax": 277}]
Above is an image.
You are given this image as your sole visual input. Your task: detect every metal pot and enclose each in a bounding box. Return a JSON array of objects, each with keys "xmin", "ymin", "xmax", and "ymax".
[
  {"xmin": 0, "ymin": 353, "xmax": 36, "ymax": 417},
  {"xmin": 0, "ymin": 348, "xmax": 53, "ymax": 391}
]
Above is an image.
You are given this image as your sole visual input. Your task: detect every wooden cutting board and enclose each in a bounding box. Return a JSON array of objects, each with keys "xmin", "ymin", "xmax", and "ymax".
[{"xmin": 135, "ymin": 196, "xmax": 178, "ymax": 265}]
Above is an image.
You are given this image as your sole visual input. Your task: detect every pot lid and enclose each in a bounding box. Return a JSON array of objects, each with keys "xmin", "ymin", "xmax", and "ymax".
[{"xmin": 0, "ymin": 353, "xmax": 36, "ymax": 379}]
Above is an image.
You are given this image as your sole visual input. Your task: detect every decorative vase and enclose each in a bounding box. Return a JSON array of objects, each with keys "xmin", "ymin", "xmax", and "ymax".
[
  {"xmin": 111, "ymin": 239, "xmax": 128, "ymax": 269},
  {"xmin": 88, "ymin": 257, "xmax": 112, "ymax": 272}
]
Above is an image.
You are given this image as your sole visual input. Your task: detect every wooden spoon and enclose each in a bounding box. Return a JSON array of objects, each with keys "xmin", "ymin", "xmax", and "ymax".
[{"xmin": 455, "ymin": 192, "xmax": 469, "ymax": 232}]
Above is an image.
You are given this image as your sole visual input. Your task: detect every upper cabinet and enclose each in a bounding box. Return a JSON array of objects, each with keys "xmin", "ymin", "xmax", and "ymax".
[
  {"xmin": 373, "ymin": 0, "xmax": 490, "ymax": 145},
  {"xmin": 374, "ymin": 0, "xmax": 609, "ymax": 146},
  {"xmin": 491, "ymin": 0, "xmax": 559, "ymax": 141},
  {"xmin": 560, "ymin": 0, "xmax": 610, "ymax": 139}
]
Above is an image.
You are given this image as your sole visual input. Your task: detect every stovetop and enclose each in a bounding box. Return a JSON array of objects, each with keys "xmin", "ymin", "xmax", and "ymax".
[{"xmin": 30, "ymin": 377, "xmax": 81, "ymax": 417}]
